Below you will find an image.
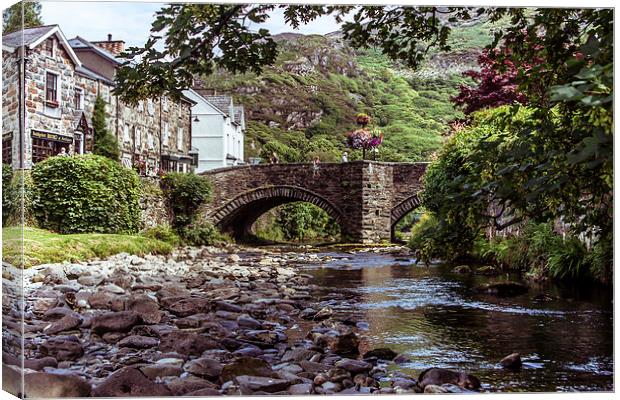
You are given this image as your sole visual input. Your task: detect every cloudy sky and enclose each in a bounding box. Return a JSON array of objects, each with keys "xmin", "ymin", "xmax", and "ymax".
[{"xmin": 40, "ymin": 1, "xmax": 344, "ymax": 47}]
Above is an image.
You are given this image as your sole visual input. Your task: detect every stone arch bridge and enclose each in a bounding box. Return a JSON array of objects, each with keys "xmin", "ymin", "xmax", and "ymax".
[{"xmin": 200, "ymin": 161, "xmax": 427, "ymax": 243}]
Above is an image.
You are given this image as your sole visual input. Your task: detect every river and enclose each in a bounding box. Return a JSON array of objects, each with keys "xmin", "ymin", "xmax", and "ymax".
[{"xmin": 292, "ymin": 247, "xmax": 613, "ymax": 392}]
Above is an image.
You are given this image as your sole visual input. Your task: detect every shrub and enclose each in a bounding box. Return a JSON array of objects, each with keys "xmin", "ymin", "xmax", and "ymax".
[
  {"xmin": 161, "ymin": 172, "xmax": 212, "ymax": 229},
  {"xmin": 143, "ymin": 225, "xmax": 181, "ymax": 246},
  {"xmin": 181, "ymin": 221, "xmax": 228, "ymax": 246},
  {"xmin": 92, "ymin": 95, "xmax": 120, "ymax": 161},
  {"xmin": 2, "ymin": 163, "xmax": 17, "ymax": 226},
  {"xmin": 31, "ymin": 154, "xmax": 141, "ymax": 234}
]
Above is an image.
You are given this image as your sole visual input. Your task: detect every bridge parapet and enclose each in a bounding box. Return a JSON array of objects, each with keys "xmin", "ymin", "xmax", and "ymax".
[{"xmin": 200, "ymin": 161, "xmax": 426, "ymax": 243}]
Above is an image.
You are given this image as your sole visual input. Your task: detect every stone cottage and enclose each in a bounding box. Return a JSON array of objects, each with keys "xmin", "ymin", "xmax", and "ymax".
[{"xmin": 2, "ymin": 25, "xmax": 195, "ymax": 174}]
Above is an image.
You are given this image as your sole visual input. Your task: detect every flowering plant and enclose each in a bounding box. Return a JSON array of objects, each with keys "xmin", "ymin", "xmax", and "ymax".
[
  {"xmin": 355, "ymin": 113, "xmax": 370, "ymax": 127},
  {"xmin": 346, "ymin": 129, "xmax": 371, "ymax": 150}
]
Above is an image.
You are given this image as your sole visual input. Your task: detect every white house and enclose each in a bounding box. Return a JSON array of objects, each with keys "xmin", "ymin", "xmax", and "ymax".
[{"xmin": 183, "ymin": 89, "xmax": 245, "ymax": 172}]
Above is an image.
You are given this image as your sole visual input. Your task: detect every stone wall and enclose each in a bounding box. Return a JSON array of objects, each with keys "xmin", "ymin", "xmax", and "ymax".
[
  {"xmin": 2, "ymin": 50, "xmax": 19, "ymax": 166},
  {"xmin": 201, "ymin": 161, "xmax": 427, "ymax": 243},
  {"xmin": 138, "ymin": 177, "xmax": 173, "ymax": 230}
]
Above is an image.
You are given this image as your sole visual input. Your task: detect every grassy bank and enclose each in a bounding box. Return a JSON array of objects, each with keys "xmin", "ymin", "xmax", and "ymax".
[{"xmin": 2, "ymin": 227, "xmax": 173, "ymax": 268}]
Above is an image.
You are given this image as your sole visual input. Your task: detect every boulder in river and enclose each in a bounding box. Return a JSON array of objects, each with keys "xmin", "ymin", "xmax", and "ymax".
[
  {"xmin": 500, "ymin": 352, "xmax": 522, "ymax": 370},
  {"xmin": 417, "ymin": 368, "xmax": 480, "ymax": 391},
  {"xmin": 476, "ymin": 282, "xmax": 529, "ymax": 297},
  {"xmin": 24, "ymin": 372, "xmax": 91, "ymax": 397},
  {"xmin": 363, "ymin": 348, "xmax": 398, "ymax": 361},
  {"xmin": 452, "ymin": 265, "xmax": 472, "ymax": 274},
  {"xmin": 92, "ymin": 367, "xmax": 171, "ymax": 397},
  {"xmin": 476, "ymin": 265, "xmax": 500, "ymax": 276}
]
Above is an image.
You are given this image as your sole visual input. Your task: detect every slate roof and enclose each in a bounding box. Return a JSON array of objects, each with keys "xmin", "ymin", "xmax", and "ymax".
[
  {"xmin": 198, "ymin": 93, "xmax": 233, "ymax": 116},
  {"xmin": 2, "ymin": 24, "xmax": 57, "ymax": 48},
  {"xmin": 75, "ymin": 65, "xmax": 115, "ymax": 85},
  {"xmin": 233, "ymin": 106, "xmax": 245, "ymax": 126},
  {"xmin": 69, "ymin": 36, "xmax": 122, "ymax": 65}
]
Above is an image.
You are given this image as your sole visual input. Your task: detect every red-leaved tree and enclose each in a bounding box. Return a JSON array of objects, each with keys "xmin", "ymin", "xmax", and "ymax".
[{"xmin": 451, "ymin": 49, "xmax": 528, "ymax": 115}]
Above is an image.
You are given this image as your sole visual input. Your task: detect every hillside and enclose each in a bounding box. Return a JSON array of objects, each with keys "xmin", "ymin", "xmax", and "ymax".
[{"xmin": 198, "ymin": 18, "xmax": 504, "ymax": 163}]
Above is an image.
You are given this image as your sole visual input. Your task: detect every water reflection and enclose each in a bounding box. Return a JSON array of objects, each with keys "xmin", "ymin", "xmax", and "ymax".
[{"xmin": 301, "ymin": 251, "xmax": 613, "ymax": 392}]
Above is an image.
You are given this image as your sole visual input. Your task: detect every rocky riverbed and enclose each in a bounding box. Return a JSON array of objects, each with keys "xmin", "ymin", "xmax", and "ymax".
[{"xmin": 2, "ymin": 245, "xmax": 480, "ymax": 397}]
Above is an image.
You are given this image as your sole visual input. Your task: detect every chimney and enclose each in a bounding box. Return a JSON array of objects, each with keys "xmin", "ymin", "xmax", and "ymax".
[{"xmin": 92, "ymin": 34, "xmax": 126, "ymax": 55}]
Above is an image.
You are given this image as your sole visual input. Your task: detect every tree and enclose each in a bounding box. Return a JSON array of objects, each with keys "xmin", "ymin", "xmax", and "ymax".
[
  {"xmin": 3, "ymin": 1, "xmax": 43, "ymax": 34},
  {"xmin": 451, "ymin": 49, "xmax": 528, "ymax": 114},
  {"xmin": 92, "ymin": 95, "xmax": 120, "ymax": 161},
  {"xmin": 113, "ymin": 5, "xmax": 470, "ymax": 103},
  {"xmin": 116, "ymin": 5, "xmax": 612, "ymax": 258}
]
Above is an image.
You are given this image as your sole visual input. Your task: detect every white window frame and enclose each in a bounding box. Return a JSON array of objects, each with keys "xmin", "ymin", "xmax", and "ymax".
[
  {"xmin": 162, "ymin": 96, "xmax": 168, "ymax": 112},
  {"xmin": 137, "ymin": 100, "xmax": 144, "ymax": 112},
  {"xmin": 162, "ymin": 122, "xmax": 169, "ymax": 147},
  {"xmin": 74, "ymin": 87, "xmax": 84, "ymax": 110},
  {"xmin": 123, "ymin": 124, "xmax": 131, "ymax": 143},
  {"xmin": 177, "ymin": 127, "xmax": 183, "ymax": 150},
  {"xmin": 45, "ymin": 70, "xmax": 61, "ymax": 103},
  {"xmin": 135, "ymin": 127, "xmax": 142, "ymax": 150},
  {"xmin": 147, "ymin": 131, "xmax": 154, "ymax": 150},
  {"xmin": 147, "ymin": 98, "xmax": 154, "ymax": 116}
]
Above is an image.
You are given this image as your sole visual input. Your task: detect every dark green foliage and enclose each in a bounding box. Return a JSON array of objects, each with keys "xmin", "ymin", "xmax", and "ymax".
[
  {"xmin": 2, "ymin": 164, "xmax": 17, "ymax": 226},
  {"xmin": 143, "ymin": 225, "xmax": 181, "ymax": 246},
  {"xmin": 161, "ymin": 172, "xmax": 212, "ymax": 229},
  {"xmin": 276, "ymin": 202, "xmax": 340, "ymax": 242},
  {"xmin": 181, "ymin": 221, "xmax": 228, "ymax": 246},
  {"xmin": 92, "ymin": 96, "xmax": 120, "ymax": 161},
  {"xmin": 3, "ymin": 1, "xmax": 43, "ymax": 34},
  {"xmin": 31, "ymin": 155, "xmax": 141, "ymax": 234}
]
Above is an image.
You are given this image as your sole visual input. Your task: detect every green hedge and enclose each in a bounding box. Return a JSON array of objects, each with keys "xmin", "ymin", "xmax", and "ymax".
[
  {"xmin": 161, "ymin": 172, "xmax": 212, "ymax": 229},
  {"xmin": 31, "ymin": 154, "xmax": 141, "ymax": 234}
]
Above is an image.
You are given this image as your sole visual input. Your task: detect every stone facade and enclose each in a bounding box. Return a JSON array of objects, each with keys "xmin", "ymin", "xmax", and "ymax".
[
  {"xmin": 2, "ymin": 25, "xmax": 193, "ymax": 173},
  {"xmin": 201, "ymin": 161, "xmax": 427, "ymax": 243}
]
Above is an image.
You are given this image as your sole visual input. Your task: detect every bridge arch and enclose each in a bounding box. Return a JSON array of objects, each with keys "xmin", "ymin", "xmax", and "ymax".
[
  {"xmin": 208, "ymin": 185, "xmax": 345, "ymax": 239},
  {"xmin": 390, "ymin": 193, "xmax": 423, "ymax": 241}
]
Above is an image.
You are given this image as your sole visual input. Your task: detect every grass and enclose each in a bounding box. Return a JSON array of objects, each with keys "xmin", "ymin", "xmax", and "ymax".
[{"xmin": 2, "ymin": 226, "xmax": 173, "ymax": 268}]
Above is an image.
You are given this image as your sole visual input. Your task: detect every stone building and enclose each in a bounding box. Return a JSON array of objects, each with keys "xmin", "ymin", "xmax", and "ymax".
[{"xmin": 2, "ymin": 25, "xmax": 195, "ymax": 174}]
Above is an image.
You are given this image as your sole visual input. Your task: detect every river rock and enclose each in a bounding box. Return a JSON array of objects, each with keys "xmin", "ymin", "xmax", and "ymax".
[
  {"xmin": 91, "ymin": 311, "xmax": 141, "ymax": 334},
  {"xmin": 165, "ymin": 375, "xmax": 218, "ymax": 396},
  {"xmin": 452, "ymin": 265, "xmax": 472, "ymax": 274},
  {"xmin": 282, "ymin": 348, "xmax": 319, "ymax": 363},
  {"xmin": 185, "ymin": 357, "xmax": 224, "ymax": 379},
  {"xmin": 159, "ymin": 331, "xmax": 218, "ymax": 356},
  {"xmin": 329, "ymin": 332, "xmax": 359, "ymax": 357},
  {"xmin": 314, "ymin": 306, "xmax": 333, "ymax": 320},
  {"xmin": 125, "ymin": 294, "xmax": 161, "ymax": 324},
  {"xmin": 24, "ymin": 372, "xmax": 91, "ymax": 397},
  {"xmin": 39, "ymin": 336, "xmax": 83, "ymax": 361},
  {"xmin": 167, "ymin": 297, "xmax": 211, "ymax": 317},
  {"xmin": 363, "ymin": 348, "xmax": 398, "ymax": 361},
  {"xmin": 334, "ymin": 359, "xmax": 372, "ymax": 374},
  {"xmin": 140, "ymin": 364, "xmax": 183, "ymax": 379},
  {"xmin": 476, "ymin": 265, "xmax": 500, "ymax": 276},
  {"xmin": 92, "ymin": 367, "xmax": 171, "ymax": 396},
  {"xmin": 500, "ymin": 352, "xmax": 522, "ymax": 370},
  {"xmin": 221, "ymin": 357, "xmax": 275, "ymax": 382},
  {"xmin": 417, "ymin": 368, "xmax": 480, "ymax": 391},
  {"xmin": 235, "ymin": 375, "xmax": 290, "ymax": 394},
  {"xmin": 392, "ymin": 354, "xmax": 412, "ymax": 364},
  {"xmin": 185, "ymin": 387, "xmax": 221, "ymax": 396},
  {"xmin": 44, "ymin": 314, "xmax": 82, "ymax": 334},
  {"xmin": 118, "ymin": 335, "xmax": 159, "ymax": 349},
  {"xmin": 288, "ymin": 382, "xmax": 313, "ymax": 394},
  {"xmin": 477, "ymin": 282, "xmax": 528, "ymax": 297}
]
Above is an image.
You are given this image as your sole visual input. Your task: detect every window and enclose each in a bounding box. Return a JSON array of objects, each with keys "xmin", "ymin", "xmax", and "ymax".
[
  {"xmin": 45, "ymin": 38, "xmax": 55, "ymax": 57},
  {"xmin": 137, "ymin": 100, "xmax": 144, "ymax": 112},
  {"xmin": 162, "ymin": 96, "xmax": 168, "ymax": 112},
  {"xmin": 45, "ymin": 72, "xmax": 59, "ymax": 105},
  {"xmin": 162, "ymin": 122, "xmax": 169, "ymax": 146},
  {"xmin": 74, "ymin": 88, "xmax": 84, "ymax": 110},
  {"xmin": 177, "ymin": 127, "xmax": 183, "ymax": 150},
  {"xmin": 135, "ymin": 127, "xmax": 141, "ymax": 150},
  {"xmin": 147, "ymin": 99, "xmax": 154, "ymax": 115},
  {"xmin": 123, "ymin": 125, "xmax": 131, "ymax": 143},
  {"xmin": 147, "ymin": 131, "xmax": 154, "ymax": 149}
]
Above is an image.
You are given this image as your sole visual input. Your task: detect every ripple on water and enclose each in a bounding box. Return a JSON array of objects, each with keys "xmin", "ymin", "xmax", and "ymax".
[{"xmin": 355, "ymin": 277, "xmax": 569, "ymax": 317}]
